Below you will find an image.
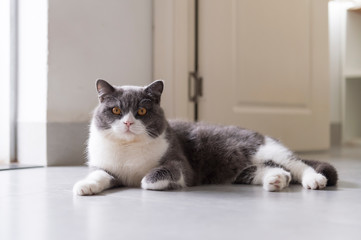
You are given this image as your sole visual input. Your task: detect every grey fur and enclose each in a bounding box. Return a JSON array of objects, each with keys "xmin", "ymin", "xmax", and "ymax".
[
  {"xmin": 234, "ymin": 165, "xmax": 258, "ymax": 184},
  {"xmin": 94, "ymin": 80, "xmax": 166, "ymax": 138},
  {"xmin": 264, "ymin": 160, "xmax": 288, "ymax": 171},
  {"xmin": 92, "ymin": 80, "xmax": 338, "ymax": 190},
  {"xmin": 301, "ymin": 159, "xmax": 338, "ymax": 186},
  {"xmin": 168, "ymin": 120, "xmax": 264, "ymax": 186}
]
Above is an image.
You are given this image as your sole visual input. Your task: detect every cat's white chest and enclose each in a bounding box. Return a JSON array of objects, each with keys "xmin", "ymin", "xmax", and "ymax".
[{"xmin": 87, "ymin": 127, "xmax": 169, "ymax": 187}]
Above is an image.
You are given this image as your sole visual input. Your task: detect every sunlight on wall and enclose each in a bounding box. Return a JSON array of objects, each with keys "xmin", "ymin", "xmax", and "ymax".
[
  {"xmin": 17, "ymin": 0, "xmax": 48, "ymax": 123},
  {"xmin": 16, "ymin": 0, "xmax": 48, "ymax": 166},
  {"xmin": 328, "ymin": 1, "xmax": 354, "ymax": 124}
]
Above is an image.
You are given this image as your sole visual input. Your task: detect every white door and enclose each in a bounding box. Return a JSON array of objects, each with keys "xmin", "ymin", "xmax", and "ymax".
[{"xmin": 198, "ymin": 0, "xmax": 330, "ymax": 151}]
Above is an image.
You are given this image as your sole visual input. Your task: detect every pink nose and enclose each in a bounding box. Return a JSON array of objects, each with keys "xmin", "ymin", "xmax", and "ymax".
[{"xmin": 124, "ymin": 121, "xmax": 134, "ymax": 128}]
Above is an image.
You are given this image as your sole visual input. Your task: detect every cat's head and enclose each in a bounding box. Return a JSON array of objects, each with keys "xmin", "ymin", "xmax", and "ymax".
[{"xmin": 93, "ymin": 79, "xmax": 167, "ymax": 142}]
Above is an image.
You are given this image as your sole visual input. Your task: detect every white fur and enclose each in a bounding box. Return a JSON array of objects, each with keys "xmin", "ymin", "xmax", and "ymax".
[
  {"xmin": 177, "ymin": 173, "xmax": 186, "ymax": 188},
  {"xmin": 110, "ymin": 112, "xmax": 148, "ymax": 142},
  {"xmin": 141, "ymin": 173, "xmax": 186, "ymax": 190},
  {"xmin": 262, "ymin": 168, "xmax": 291, "ymax": 192},
  {"xmin": 141, "ymin": 179, "xmax": 170, "ymax": 190},
  {"xmin": 87, "ymin": 120, "xmax": 169, "ymax": 187},
  {"xmin": 253, "ymin": 137, "xmax": 326, "ymax": 190},
  {"xmin": 73, "ymin": 170, "xmax": 114, "ymax": 196},
  {"xmin": 251, "ymin": 166, "xmax": 291, "ymax": 191},
  {"xmin": 302, "ymin": 168, "xmax": 327, "ymax": 190}
]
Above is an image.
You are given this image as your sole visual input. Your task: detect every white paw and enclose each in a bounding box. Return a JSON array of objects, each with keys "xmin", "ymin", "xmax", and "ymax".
[
  {"xmin": 302, "ymin": 172, "xmax": 327, "ymax": 190},
  {"xmin": 73, "ymin": 180, "xmax": 103, "ymax": 196},
  {"xmin": 141, "ymin": 177, "xmax": 170, "ymax": 190},
  {"xmin": 263, "ymin": 169, "xmax": 291, "ymax": 192}
]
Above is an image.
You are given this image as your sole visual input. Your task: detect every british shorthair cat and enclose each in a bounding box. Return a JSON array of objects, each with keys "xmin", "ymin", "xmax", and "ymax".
[{"xmin": 73, "ymin": 80, "xmax": 337, "ymax": 195}]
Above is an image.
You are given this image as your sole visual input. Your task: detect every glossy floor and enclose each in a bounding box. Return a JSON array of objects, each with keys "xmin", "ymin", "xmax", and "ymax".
[{"xmin": 1, "ymin": 147, "xmax": 361, "ymax": 240}]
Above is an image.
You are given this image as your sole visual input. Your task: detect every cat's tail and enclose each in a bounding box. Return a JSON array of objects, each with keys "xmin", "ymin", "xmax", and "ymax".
[{"xmin": 301, "ymin": 159, "xmax": 338, "ymax": 186}]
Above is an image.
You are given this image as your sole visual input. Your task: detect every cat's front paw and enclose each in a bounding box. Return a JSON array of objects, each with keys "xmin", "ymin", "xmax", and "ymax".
[
  {"xmin": 73, "ymin": 180, "xmax": 103, "ymax": 196},
  {"xmin": 141, "ymin": 171, "xmax": 186, "ymax": 191},
  {"xmin": 263, "ymin": 169, "xmax": 291, "ymax": 192},
  {"xmin": 302, "ymin": 172, "xmax": 327, "ymax": 190},
  {"xmin": 141, "ymin": 177, "xmax": 172, "ymax": 190}
]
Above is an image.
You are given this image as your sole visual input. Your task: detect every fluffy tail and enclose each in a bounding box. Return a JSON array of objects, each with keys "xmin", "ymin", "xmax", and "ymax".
[{"xmin": 301, "ymin": 159, "xmax": 338, "ymax": 186}]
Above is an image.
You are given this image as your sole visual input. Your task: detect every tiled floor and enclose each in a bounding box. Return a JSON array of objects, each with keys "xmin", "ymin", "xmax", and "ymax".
[{"xmin": 0, "ymin": 147, "xmax": 360, "ymax": 240}]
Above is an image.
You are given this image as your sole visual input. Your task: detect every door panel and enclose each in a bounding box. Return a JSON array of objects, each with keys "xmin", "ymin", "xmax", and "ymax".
[
  {"xmin": 198, "ymin": 0, "xmax": 329, "ymax": 151},
  {"xmin": 236, "ymin": 0, "xmax": 310, "ymax": 107}
]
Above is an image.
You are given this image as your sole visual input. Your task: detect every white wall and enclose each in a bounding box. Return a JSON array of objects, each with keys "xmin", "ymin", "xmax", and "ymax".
[
  {"xmin": 0, "ymin": 0, "xmax": 11, "ymax": 163},
  {"xmin": 329, "ymin": 1, "xmax": 343, "ymax": 124},
  {"xmin": 17, "ymin": 0, "xmax": 153, "ymax": 165},
  {"xmin": 329, "ymin": 0, "xmax": 357, "ymax": 125},
  {"xmin": 47, "ymin": 0, "xmax": 152, "ymax": 123},
  {"xmin": 17, "ymin": 0, "xmax": 48, "ymax": 124},
  {"xmin": 17, "ymin": 0, "xmax": 48, "ymax": 165}
]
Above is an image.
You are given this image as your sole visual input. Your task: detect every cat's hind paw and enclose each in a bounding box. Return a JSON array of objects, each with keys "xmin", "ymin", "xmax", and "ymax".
[
  {"xmin": 302, "ymin": 172, "xmax": 327, "ymax": 190},
  {"xmin": 263, "ymin": 169, "xmax": 291, "ymax": 192},
  {"xmin": 73, "ymin": 180, "xmax": 103, "ymax": 196}
]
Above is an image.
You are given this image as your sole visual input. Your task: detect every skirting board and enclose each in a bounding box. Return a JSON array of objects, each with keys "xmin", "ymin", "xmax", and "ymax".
[
  {"xmin": 331, "ymin": 123, "xmax": 341, "ymax": 147},
  {"xmin": 47, "ymin": 122, "xmax": 89, "ymax": 166},
  {"xmin": 17, "ymin": 121, "xmax": 47, "ymax": 166},
  {"xmin": 17, "ymin": 121, "xmax": 89, "ymax": 166}
]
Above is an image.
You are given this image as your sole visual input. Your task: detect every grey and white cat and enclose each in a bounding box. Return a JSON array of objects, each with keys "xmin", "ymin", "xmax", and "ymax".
[{"xmin": 73, "ymin": 80, "xmax": 338, "ymax": 195}]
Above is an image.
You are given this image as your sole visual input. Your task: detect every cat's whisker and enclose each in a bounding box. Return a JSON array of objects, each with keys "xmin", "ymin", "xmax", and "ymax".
[{"xmin": 145, "ymin": 129, "xmax": 157, "ymax": 138}]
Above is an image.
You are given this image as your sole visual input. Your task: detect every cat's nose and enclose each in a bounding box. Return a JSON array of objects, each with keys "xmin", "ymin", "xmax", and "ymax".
[{"xmin": 124, "ymin": 121, "xmax": 134, "ymax": 128}]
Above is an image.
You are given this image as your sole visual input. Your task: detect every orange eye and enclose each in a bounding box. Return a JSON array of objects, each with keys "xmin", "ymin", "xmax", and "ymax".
[
  {"xmin": 112, "ymin": 107, "xmax": 121, "ymax": 115},
  {"xmin": 138, "ymin": 107, "xmax": 147, "ymax": 116}
]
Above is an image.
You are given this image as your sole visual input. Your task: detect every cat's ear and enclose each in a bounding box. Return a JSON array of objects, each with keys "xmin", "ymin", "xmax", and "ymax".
[
  {"xmin": 145, "ymin": 80, "xmax": 164, "ymax": 104},
  {"xmin": 96, "ymin": 79, "xmax": 115, "ymax": 102}
]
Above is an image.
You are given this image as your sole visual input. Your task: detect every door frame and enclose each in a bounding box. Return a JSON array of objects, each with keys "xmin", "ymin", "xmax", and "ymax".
[{"xmin": 153, "ymin": 0, "xmax": 195, "ymax": 120}]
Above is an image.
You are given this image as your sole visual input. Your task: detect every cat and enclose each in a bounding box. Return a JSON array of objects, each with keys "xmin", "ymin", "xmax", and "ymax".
[{"xmin": 73, "ymin": 79, "xmax": 338, "ymax": 195}]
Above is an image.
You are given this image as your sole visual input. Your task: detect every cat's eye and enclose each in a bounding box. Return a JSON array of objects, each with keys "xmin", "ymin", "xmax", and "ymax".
[
  {"xmin": 138, "ymin": 107, "xmax": 147, "ymax": 116},
  {"xmin": 112, "ymin": 107, "xmax": 121, "ymax": 115}
]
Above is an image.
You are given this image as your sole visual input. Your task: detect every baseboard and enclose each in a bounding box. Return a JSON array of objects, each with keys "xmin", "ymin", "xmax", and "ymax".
[
  {"xmin": 47, "ymin": 122, "xmax": 89, "ymax": 166},
  {"xmin": 17, "ymin": 121, "xmax": 47, "ymax": 166},
  {"xmin": 331, "ymin": 123, "xmax": 341, "ymax": 146}
]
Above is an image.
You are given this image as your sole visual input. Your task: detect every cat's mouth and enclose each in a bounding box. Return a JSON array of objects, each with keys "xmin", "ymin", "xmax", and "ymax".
[
  {"xmin": 109, "ymin": 121, "xmax": 146, "ymax": 140},
  {"xmin": 122, "ymin": 127, "xmax": 143, "ymax": 138},
  {"xmin": 110, "ymin": 129, "xmax": 138, "ymax": 143},
  {"xmin": 125, "ymin": 128, "xmax": 134, "ymax": 134}
]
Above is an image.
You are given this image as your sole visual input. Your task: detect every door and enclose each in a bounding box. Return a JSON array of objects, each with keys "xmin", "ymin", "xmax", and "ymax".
[{"xmin": 198, "ymin": 0, "xmax": 330, "ymax": 151}]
